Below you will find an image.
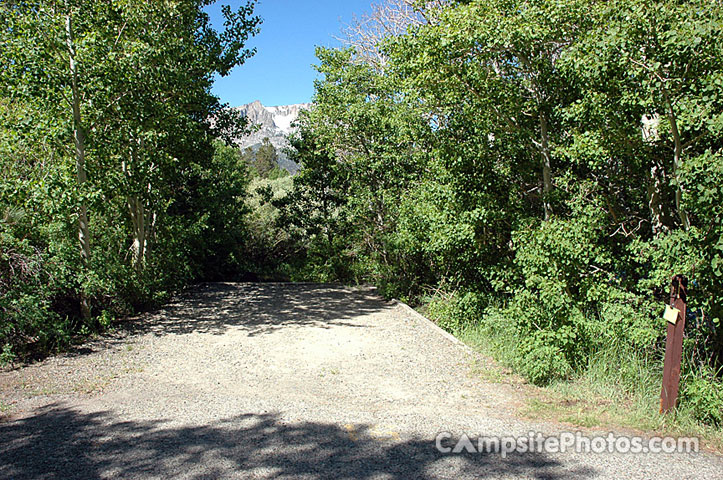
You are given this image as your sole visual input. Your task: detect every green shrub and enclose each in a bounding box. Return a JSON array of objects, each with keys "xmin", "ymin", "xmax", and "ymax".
[
  {"xmin": 681, "ymin": 367, "xmax": 723, "ymax": 427},
  {"xmin": 0, "ymin": 343, "xmax": 14, "ymax": 366},
  {"xmin": 0, "ymin": 231, "xmax": 60, "ymax": 357},
  {"xmin": 517, "ymin": 334, "xmax": 574, "ymax": 386},
  {"xmin": 426, "ymin": 290, "xmax": 487, "ymax": 334}
]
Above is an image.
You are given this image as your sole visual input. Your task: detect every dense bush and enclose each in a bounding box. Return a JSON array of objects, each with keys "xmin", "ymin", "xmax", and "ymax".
[
  {"xmin": 681, "ymin": 366, "xmax": 723, "ymax": 427},
  {"xmin": 0, "ymin": 230, "xmax": 59, "ymax": 358}
]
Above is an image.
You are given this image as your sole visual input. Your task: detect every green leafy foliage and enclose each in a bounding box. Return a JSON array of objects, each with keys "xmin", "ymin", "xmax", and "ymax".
[
  {"xmin": 681, "ymin": 366, "xmax": 723, "ymax": 427},
  {"xmin": 276, "ymin": 0, "xmax": 723, "ymax": 427},
  {"xmin": 0, "ymin": 0, "xmax": 260, "ymax": 361},
  {"xmin": 243, "ymin": 138, "xmax": 284, "ymax": 179}
]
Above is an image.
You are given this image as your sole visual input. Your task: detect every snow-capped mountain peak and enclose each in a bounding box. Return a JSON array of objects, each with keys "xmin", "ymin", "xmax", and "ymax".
[
  {"xmin": 232, "ymin": 100, "xmax": 311, "ymax": 174},
  {"xmin": 266, "ymin": 103, "xmax": 308, "ymax": 134}
]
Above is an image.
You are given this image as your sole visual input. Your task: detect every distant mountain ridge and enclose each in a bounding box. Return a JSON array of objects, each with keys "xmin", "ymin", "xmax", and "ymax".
[{"xmin": 233, "ymin": 100, "xmax": 310, "ymax": 174}]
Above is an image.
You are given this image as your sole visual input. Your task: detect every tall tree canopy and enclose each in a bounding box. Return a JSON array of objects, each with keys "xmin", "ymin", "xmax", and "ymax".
[
  {"xmin": 1, "ymin": 0, "xmax": 259, "ymax": 355},
  {"xmin": 278, "ymin": 0, "xmax": 723, "ymax": 425}
]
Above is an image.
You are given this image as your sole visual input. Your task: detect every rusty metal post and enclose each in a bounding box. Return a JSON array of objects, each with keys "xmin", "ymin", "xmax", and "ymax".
[{"xmin": 660, "ymin": 274, "xmax": 688, "ymax": 414}]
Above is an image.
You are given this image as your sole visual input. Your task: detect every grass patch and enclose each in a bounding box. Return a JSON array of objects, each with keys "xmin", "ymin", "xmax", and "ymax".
[
  {"xmin": 423, "ymin": 295, "xmax": 723, "ymax": 453},
  {"xmin": 467, "ymin": 358, "xmax": 508, "ymax": 384},
  {"xmin": 519, "ymin": 371, "xmax": 723, "ymax": 453},
  {"xmin": 524, "ymin": 397, "xmax": 607, "ymax": 429}
]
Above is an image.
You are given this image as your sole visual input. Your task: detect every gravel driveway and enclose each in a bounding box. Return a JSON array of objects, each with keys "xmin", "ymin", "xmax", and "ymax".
[{"xmin": 1, "ymin": 283, "xmax": 721, "ymax": 479}]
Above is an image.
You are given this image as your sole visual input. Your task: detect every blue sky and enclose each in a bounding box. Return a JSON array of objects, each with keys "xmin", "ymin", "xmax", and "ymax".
[{"xmin": 206, "ymin": 0, "xmax": 374, "ymax": 107}]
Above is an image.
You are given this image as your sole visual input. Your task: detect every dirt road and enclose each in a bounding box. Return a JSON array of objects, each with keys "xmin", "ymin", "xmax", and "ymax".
[{"xmin": 1, "ymin": 283, "xmax": 721, "ymax": 479}]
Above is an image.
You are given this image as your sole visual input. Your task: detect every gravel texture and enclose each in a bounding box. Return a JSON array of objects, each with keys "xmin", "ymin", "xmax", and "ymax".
[{"xmin": 1, "ymin": 282, "xmax": 721, "ymax": 479}]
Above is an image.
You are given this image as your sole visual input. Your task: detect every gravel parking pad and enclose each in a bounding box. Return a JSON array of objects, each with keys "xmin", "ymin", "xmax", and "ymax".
[{"xmin": 1, "ymin": 283, "xmax": 721, "ymax": 479}]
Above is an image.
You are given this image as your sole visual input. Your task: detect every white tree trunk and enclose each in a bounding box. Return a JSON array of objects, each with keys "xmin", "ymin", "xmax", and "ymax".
[
  {"xmin": 128, "ymin": 195, "xmax": 146, "ymax": 272},
  {"xmin": 663, "ymin": 88, "xmax": 690, "ymax": 230},
  {"xmin": 124, "ymin": 143, "xmax": 149, "ymax": 272},
  {"xmin": 539, "ymin": 111, "xmax": 553, "ymax": 221},
  {"xmin": 647, "ymin": 160, "xmax": 667, "ymax": 235},
  {"xmin": 66, "ymin": 13, "xmax": 91, "ymax": 320}
]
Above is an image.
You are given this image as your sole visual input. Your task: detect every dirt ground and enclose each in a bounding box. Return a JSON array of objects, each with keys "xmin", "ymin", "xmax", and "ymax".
[{"xmin": 1, "ymin": 283, "xmax": 721, "ymax": 479}]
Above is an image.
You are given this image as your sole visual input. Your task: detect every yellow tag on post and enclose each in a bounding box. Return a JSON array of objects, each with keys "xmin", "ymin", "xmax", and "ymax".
[{"xmin": 663, "ymin": 305, "xmax": 680, "ymax": 325}]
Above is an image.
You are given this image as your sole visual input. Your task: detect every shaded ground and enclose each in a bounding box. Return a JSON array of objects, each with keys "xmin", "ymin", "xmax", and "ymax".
[{"xmin": 1, "ymin": 283, "xmax": 721, "ymax": 479}]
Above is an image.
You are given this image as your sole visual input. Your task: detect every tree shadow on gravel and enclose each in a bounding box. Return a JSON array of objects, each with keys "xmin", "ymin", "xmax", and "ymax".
[
  {"xmin": 0, "ymin": 404, "xmax": 598, "ymax": 480},
  {"xmin": 118, "ymin": 282, "xmax": 388, "ymax": 338},
  {"xmin": 5, "ymin": 283, "xmax": 386, "ymax": 366}
]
